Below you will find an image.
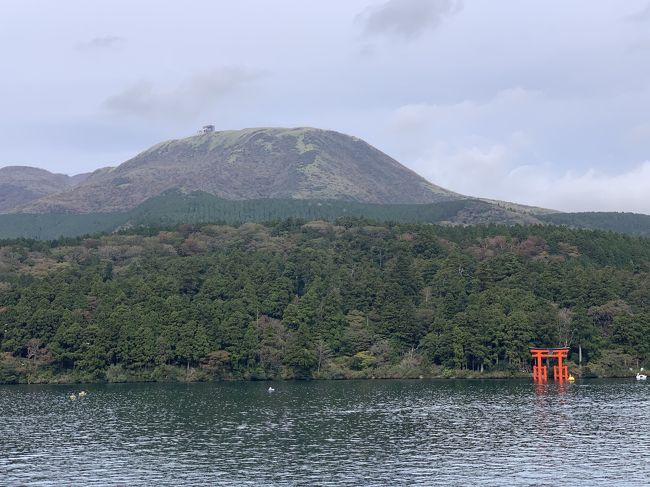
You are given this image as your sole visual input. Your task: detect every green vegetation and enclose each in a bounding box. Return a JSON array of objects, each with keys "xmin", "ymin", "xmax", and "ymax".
[
  {"xmin": 0, "ymin": 212, "xmax": 127, "ymax": 240},
  {"xmin": 4, "ymin": 191, "xmax": 650, "ymax": 241},
  {"xmin": 0, "ymin": 191, "xmax": 484, "ymax": 240},
  {"xmin": 541, "ymin": 211, "xmax": 650, "ymax": 237},
  {"xmin": 1, "ymin": 219, "xmax": 649, "ymax": 384}
]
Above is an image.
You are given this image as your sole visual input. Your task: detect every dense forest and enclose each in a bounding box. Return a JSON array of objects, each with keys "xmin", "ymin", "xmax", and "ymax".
[{"xmin": 1, "ymin": 219, "xmax": 649, "ymax": 384}]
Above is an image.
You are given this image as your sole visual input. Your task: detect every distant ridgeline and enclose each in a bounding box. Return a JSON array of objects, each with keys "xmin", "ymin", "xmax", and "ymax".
[
  {"xmin": 0, "ymin": 190, "xmax": 649, "ymax": 239},
  {"xmin": 538, "ymin": 212, "xmax": 650, "ymax": 237}
]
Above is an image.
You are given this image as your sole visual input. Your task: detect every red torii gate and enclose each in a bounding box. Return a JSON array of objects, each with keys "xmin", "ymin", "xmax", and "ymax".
[{"xmin": 530, "ymin": 347, "xmax": 569, "ymax": 382}]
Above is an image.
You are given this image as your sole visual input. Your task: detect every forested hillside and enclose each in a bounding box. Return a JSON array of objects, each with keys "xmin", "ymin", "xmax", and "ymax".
[
  {"xmin": 541, "ymin": 211, "xmax": 650, "ymax": 237},
  {"xmin": 3, "ymin": 191, "xmax": 650, "ymax": 241},
  {"xmin": 1, "ymin": 220, "xmax": 649, "ymax": 384},
  {"xmin": 0, "ymin": 191, "xmax": 531, "ymax": 240}
]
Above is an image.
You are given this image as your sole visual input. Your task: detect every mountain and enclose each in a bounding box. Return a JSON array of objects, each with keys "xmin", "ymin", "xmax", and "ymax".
[
  {"xmin": 17, "ymin": 127, "xmax": 461, "ymax": 214},
  {"xmin": 2, "ymin": 127, "xmax": 648, "ymax": 240},
  {"xmin": 0, "ymin": 166, "xmax": 90, "ymax": 213}
]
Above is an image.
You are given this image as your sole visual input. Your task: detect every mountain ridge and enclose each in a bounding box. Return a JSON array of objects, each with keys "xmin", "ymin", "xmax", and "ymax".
[
  {"xmin": 0, "ymin": 165, "xmax": 91, "ymax": 212},
  {"xmin": 13, "ymin": 127, "xmax": 463, "ymax": 214},
  {"xmin": 3, "ymin": 127, "xmax": 649, "ymax": 240}
]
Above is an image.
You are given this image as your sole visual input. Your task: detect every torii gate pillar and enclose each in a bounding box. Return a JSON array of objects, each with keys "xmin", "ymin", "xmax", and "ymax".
[{"xmin": 531, "ymin": 348, "xmax": 547, "ymax": 382}]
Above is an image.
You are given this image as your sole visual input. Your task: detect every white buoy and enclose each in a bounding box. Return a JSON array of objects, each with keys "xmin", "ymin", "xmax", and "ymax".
[
  {"xmin": 267, "ymin": 386, "xmax": 275, "ymax": 393},
  {"xmin": 78, "ymin": 391, "xmax": 87, "ymax": 398},
  {"xmin": 69, "ymin": 394, "xmax": 77, "ymax": 401}
]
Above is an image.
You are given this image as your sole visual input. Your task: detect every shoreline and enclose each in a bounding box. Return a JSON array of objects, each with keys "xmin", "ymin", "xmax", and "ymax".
[{"xmin": 1, "ymin": 369, "xmax": 639, "ymax": 386}]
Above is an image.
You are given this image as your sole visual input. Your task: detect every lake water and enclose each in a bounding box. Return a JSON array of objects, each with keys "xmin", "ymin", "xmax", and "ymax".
[{"xmin": 1, "ymin": 379, "xmax": 648, "ymax": 486}]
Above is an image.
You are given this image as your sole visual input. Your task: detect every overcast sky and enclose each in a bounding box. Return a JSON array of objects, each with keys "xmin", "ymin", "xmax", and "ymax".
[{"xmin": 2, "ymin": 0, "xmax": 650, "ymax": 213}]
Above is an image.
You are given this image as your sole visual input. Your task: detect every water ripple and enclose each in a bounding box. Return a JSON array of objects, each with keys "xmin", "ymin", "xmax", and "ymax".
[{"xmin": 1, "ymin": 379, "xmax": 649, "ymax": 486}]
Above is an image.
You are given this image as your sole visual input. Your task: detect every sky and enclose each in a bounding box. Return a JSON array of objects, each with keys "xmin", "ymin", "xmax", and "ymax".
[{"xmin": 1, "ymin": 0, "xmax": 650, "ymax": 213}]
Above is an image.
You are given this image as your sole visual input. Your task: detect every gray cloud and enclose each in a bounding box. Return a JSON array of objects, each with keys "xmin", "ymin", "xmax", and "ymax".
[
  {"xmin": 77, "ymin": 36, "xmax": 125, "ymax": 50},
  {"xmin": 104, "ymin": 67, "xmax": 263, "ymax": 119},
  {"xmin": 625, "ymin": 3, "xmax": 650, "ymax": 21},
  {"xmin": 358, "ymin": 0, "xmax": 462, "ymax": 40},
  {"xmin": 627, "ymin": 38, "xmax": 650, "ymax": 53}
]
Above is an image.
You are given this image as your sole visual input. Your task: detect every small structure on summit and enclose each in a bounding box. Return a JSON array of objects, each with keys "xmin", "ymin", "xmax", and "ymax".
[{"xmin": 197, "ymin": 125, "xmax": 215, "ymax": 135}]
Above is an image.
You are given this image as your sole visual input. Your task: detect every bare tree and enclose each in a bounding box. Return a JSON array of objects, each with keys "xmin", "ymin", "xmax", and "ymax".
[
  {"xmin": 557, "ymin": 308, "xmax": 574, "ymax": 347},
  {"xmin": 25, "ymin": 338, "xmax": 51, "ymax": 362},
  {"xmin": 315, "ymin": 340, "xmax": 331, "ymax": 374}
]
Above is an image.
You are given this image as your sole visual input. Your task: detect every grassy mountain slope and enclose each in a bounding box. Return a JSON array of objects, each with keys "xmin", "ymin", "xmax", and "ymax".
[
  {"xmin": 0, "ymin": 166, "xmax": 88, "ymax": 212},
  {"xmin": 19, "ymin": 127, "xmax": 461, "ymax": 213}
]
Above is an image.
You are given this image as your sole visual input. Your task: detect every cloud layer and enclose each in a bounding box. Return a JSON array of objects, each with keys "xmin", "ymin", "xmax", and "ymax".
[
  {"xmin": 625, "ymin": 2, "xmax": 650, "ymax": 22},
  {"xmin": 358, "ymin": 0, "xmax": 462, "ymax": 39},
  {"xmin": 388, "ymin": 83, "xmax": 650, "ymax": 213},
  {"xmin": 411, "ymin": 138, "xmax": 650, "ymax": 214},
  {"xmin": 104, "ymin": 67, "xmax": 263, "ymax": 119},
  {"xmin": 77, "ymin": 36, "xmax": 125, "ymax": 51}
]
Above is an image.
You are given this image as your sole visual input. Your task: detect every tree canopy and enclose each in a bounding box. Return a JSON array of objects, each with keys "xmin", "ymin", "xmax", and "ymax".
[{"xmin": 0, "ymin": 219, "xmax": 648, "ymax": 383}]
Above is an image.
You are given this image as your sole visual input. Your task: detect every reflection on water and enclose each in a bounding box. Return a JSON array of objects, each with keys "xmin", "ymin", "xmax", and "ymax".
[{"xmin": 1, "ymin": 379, "xmax": 649, "ymax": 486}]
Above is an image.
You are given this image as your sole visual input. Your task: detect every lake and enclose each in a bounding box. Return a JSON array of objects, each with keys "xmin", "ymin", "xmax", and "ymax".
[{"xmin": 1, "ymin": 379, "xmax": 648, "ymax": 486}]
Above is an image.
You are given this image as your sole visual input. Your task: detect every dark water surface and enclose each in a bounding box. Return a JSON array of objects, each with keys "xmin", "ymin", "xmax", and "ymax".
[{"xmin": 1, "ymin": 379, "xmax": 649, "ymax": 486}]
